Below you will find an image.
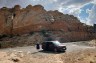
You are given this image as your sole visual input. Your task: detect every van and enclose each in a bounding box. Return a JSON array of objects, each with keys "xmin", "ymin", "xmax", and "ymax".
[{"xmin": 42, "ymin": 41, "xmax": 66, "ymax": 52}]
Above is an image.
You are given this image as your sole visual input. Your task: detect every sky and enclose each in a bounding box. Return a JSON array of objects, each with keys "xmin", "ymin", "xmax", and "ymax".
[{"xmin": 0, "ymin": 0, "xmax": 96, "ymax": 26}]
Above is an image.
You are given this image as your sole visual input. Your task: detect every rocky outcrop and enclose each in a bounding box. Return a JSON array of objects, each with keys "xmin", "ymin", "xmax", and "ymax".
[{"xmin": 0, "ymin": 4, "xmax": 95, "ymax": 42}]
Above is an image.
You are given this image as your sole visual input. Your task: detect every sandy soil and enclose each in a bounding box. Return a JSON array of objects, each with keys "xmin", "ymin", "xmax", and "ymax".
[
  {"xmin": 0, "ymin": 49, "xmax": 96, "ymax": 63},
  {"xmin": 88, "ymin": 39, "xmax": 96, "ymax": 46},
  {"xmin": 0, "ymin": 40, "xmax": 96, "ymax": 63}
]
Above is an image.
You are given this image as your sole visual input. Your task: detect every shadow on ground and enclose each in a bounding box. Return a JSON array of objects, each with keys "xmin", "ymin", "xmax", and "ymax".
[
  {"xmin": 39, "ymin": 50, "xmax": 66, "ymax": 54},
  {"xmin": 31, "ymin": 50, "xmax": 66, "ymax": 54}
]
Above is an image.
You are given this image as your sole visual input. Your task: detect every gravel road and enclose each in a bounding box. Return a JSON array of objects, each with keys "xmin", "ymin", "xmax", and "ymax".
[{"xmin": 0, "ymin": 41, "xmax": 95, "ymax": 54}]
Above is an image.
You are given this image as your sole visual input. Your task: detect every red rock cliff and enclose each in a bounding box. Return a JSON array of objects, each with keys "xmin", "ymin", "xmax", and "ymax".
[{"xmin": 0, "ymin": 5, "xmax": 95, "ymax": 41}]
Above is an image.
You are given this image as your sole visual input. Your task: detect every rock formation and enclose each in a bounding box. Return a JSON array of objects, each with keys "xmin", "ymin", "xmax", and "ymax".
[{"xmin": 0, "ymin": 4, "xmax": 96, "ymax": 42}]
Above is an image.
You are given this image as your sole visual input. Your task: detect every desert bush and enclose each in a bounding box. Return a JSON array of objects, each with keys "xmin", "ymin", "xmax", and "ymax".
[
  {"xmin": 29, "ymin": 31, "xmax": 34, "ymax": 35},
  {"xmin": 0, "ymin": 34, "xmax": 8, "ymax": 39}
]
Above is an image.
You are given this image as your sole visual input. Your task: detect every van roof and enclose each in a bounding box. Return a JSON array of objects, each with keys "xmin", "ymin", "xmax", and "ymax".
[{"xmin": 44, "ymin": 41, "xmax": 60, "ymax": 43}]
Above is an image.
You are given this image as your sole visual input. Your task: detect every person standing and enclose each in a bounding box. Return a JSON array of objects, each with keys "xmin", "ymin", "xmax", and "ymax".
[{"xmin": 36, "ymin": 43, "xmax": 40, "ymax": 50}]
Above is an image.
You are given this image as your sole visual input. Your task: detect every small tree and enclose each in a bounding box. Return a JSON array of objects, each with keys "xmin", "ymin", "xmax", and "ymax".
[{"xmin": 41, "ymin": 29, "xmax": 49, "ymax": 37}]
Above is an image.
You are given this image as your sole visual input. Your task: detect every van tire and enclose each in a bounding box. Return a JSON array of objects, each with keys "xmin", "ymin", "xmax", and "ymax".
[{"xmin": 54, "ymin": 48, "xmax": 57, "ymax": 52}]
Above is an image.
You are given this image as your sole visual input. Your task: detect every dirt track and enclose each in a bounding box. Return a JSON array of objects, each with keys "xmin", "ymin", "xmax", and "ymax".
[{"xmin": 0, "ymin": 41, "xmax": 95, "ymax": 53}]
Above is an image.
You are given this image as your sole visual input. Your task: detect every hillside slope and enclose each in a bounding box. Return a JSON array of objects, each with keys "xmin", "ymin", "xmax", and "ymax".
[{"xmin": 0, "ymin": 5, "xmax": 96, "ymax": 42}]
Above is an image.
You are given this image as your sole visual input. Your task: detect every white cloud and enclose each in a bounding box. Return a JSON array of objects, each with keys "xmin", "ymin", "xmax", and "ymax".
[
  {"xmin": 87, "ymin": 4, "xmax": 96, "ymax": 25},
  {"xmin": 57, "ymin": 0, "xmax": 93, "ymax": 16},
  {"xmin": 56, "ymin": 0, "xmax": 96, "ymax": 25},
  {"xmin": 0, "ymin": 0, "xmax": 95, "ymax": 25},
  {"xmin": 92, "ymin": 0, "xmax": 96, "ymax": 4}
]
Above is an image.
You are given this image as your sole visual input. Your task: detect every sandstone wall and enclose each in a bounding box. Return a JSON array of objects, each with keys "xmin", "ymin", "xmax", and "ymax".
[{"xmin": 0, "ymin": 5, "xmax": 95, "ymax": 41}]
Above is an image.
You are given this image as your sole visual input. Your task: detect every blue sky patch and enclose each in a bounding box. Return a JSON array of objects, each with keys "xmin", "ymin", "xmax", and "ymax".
[{"xmin": 79, "ymin": 3, "xmax": 94, "ymax": 21}]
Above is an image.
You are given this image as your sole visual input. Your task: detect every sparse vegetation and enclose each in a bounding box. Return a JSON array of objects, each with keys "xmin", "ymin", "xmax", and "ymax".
[
  {"xmin": 40, "ymin": 29, "xmax": 50, "ymax": 37},
  {"xmin": 0, "ymin": 34, "xmax": 8, "ymax": 39},
  {"xmin": 29, "ymin": 31, "xmax": 34, "ymax": 35}
]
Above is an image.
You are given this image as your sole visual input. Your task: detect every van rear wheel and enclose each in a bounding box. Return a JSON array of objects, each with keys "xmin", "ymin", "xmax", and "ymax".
[{"xmin": 54, "ymin": 48, "xmax": 57, "ymax": 52}]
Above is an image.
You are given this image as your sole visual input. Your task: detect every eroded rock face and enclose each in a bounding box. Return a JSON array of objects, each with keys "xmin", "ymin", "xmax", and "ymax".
[{"xmin": 0, "ymin": 4, "xmax": 95, "ymax": 41}]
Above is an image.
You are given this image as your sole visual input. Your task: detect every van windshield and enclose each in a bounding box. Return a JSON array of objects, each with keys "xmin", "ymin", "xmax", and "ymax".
[{"xmin": 53, "ymin": 41, "xmax": 61, "ymax": 45}]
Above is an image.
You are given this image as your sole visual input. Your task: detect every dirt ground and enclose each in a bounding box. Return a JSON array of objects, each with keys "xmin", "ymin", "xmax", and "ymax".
[
  {"xmin": 88, "ymin": 39, "xmax": 96, "ymax": 46},
  {"xmin": 0, "ymin": 49, "xmax": 96, "ymax": 63},
  {"xmin": 0, "ymin": 40, "xmax": 96, "ymax": 63}
]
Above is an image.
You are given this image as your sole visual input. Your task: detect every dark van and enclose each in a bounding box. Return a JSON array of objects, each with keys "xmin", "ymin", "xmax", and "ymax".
[{"xmin": 42, "ymin": 41, "xmax": 66, "ymax": 52}]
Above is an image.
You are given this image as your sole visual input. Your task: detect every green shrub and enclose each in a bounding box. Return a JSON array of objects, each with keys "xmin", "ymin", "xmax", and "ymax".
[
  {"xmin": 29, "ymin": 31, "xmax": 34, "ymax": 35},
  {"xmin": 0, "ymin": 34, "xmax": 8, "ymax": 39}
]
